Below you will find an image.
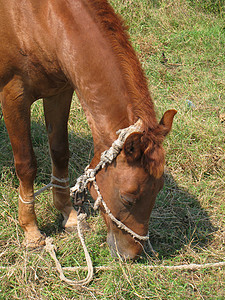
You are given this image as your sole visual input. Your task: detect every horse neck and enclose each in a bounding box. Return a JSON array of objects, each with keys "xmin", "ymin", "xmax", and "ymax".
[
  {"xmin": 53, "ymin": 1, "xmax": 134, "ymax": 150},
  {"xmin": 50, "ymin": 0, "xmax": 157, "ymax": 154}
]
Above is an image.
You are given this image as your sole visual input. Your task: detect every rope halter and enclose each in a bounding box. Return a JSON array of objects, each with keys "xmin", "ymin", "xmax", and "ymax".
[{"xmin": 70, "ymin": 119, "xmax": 149, "ymax": 242}]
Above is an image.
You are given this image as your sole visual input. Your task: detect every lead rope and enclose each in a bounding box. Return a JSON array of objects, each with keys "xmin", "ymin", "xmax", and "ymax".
[
  {"xmin": 44, "ymin": 213, "xmax": 94, "ymax": 287},
  {"xmin": 19, "ymin": 175, "xmax": 94, "ymax": 286},
  {"xmin": 19, "ymin": 175, "xmax": 70, "ymax": 204}
]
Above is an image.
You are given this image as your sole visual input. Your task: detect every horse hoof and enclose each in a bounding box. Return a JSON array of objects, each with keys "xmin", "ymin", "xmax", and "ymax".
[
  {"xmin": 64, "ymin": 224, "xmax": 77, "ymax": 233},
  {"xmin": 62, "ymin": 218, "xmax": 77, "ymax": 232},
  {"xmin": 23, "ymin": 232, "xmax": 46, "ymax": 250},
  {"xmin": 62, "ymin": 208, "xmax": 78, "ymax": 230},
  {"xmin": 64, "ymin": 219, "xmax": 90, "ymax": 233}
]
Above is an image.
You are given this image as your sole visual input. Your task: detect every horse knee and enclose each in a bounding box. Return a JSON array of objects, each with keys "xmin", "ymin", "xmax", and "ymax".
[
  {"xmin": 50, "ymin": 145, "xmax": 69, "ymax": 169},
  {"xmin": 15, "ymin": 159, "xmax": 37, "ymax": 182}
]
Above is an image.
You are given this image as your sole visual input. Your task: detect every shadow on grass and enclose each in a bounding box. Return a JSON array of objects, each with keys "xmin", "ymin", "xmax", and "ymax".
[
  {"xmin": 0, "ymin": 116, "xmax": 216, "ymax": 259},
  {"xmin": 148, "ymin": 172, "xmax": 217, "ymax": 258}
]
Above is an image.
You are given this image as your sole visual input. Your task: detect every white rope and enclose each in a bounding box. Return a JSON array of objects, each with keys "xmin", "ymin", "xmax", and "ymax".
[
  {"xmin": 0, "ymin": 262, "xmax": 225, "ymax": 272},
  {"xmin": 48, "ymin": 260, "xmax": 225, "ymax": 271},
  {"xmin": 1, "ymin": 261, "xmax": 225, "ymax": 272},
  {"xmin": 92, "ymin": 181, "xmax": 149, "ymax": 241},
  {"xmin": 44, "ymin": 213, "xmax": 94, "ymax": 286},
  {"xmin": 18, "ymin": 174, "xmax": 94, "ymax": 286},
  {"xmin": 51, "ymin": 174, "xmax": 69, "ymax": 183},
  {"xmin": 19, "ymin": 175, "xmax": 70, "ymax": 203},
  {"xmin": 19, "ymin": 194, "xmax": 35, "ymax": 204}
]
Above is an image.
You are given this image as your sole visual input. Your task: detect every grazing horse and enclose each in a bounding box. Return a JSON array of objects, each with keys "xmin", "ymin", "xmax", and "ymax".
[{"xmin": 0, "ymin": 0, "xmax": 176, "ymax": 259}]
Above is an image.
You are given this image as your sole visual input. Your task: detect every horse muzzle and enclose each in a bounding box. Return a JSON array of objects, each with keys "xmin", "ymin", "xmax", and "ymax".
[{"xmin": 107, "ymin": 231, "xmax": 144, "ymax": 260}]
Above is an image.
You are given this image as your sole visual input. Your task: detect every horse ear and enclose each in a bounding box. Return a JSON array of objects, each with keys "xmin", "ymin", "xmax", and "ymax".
[
  {"xmin": 159, "ymin": 109, "xmax": 177, "ymax": 136},
  {"xmin": 123, "ymin": 132, "xmax": 143, "ymax": 163}
]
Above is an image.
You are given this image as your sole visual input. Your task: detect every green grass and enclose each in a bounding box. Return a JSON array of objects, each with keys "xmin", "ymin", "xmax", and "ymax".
[{"xmin": 0, "ymin": 0, "xmax": 225, "ymax": 299}]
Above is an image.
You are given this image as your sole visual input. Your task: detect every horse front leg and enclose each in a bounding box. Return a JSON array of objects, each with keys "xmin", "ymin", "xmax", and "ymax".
[
  {"xmin": 1, "ymin": 81, "xmax": 45, "ymax": 248},
  {"xmin": 43, "ymin": 88, "xmax": 78, "ymax": 231}
]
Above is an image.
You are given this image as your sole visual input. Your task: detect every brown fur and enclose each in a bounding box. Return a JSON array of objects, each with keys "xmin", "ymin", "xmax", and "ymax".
[{"xmin": 0, "ymin": 0, "xmax": 176, "ymax": 258}]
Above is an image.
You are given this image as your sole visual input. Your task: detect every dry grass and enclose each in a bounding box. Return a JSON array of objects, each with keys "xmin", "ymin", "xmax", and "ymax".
[{"xmin": 0, "ymin": 0, "xmax": 225, "ymax": 299}]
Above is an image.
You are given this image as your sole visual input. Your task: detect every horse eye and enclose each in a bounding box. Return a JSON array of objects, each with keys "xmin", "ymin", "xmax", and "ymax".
[{"xmin": 120, "ymin": 193, "xmax": 137, "ymax": 206}]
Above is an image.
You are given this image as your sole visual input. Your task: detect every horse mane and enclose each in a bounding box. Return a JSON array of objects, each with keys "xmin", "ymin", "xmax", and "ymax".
[{"xmin": 84, "ymin": 0, "xmax": 166, "ymax": 177}]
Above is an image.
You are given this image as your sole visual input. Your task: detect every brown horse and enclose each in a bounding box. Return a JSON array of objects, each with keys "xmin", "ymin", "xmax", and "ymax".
[{"xmin": 0, "ymin": 0, "xmax": 176, "ymax": 259}]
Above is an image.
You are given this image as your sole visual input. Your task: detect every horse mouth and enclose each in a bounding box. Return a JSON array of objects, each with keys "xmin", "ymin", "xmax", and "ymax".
[{"xmin": 107, "ymin": 232, "xmax": 143, "ymax": 260}]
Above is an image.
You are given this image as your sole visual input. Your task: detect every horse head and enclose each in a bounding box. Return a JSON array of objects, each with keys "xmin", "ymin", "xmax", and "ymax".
[{"xmin": 89, "ymin": 109, "xmax": 177, "ymax": 259}]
